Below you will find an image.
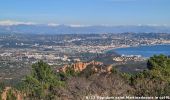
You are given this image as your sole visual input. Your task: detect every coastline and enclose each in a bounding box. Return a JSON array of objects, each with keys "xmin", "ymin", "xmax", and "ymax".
[{"xmin": 103, "ymin": 43, "xmax": 170, "ymax": 56}]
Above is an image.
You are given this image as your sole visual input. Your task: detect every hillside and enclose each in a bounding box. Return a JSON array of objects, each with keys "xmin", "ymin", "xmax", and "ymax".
[{"xmin": 0, "ymin": 55, "xmax": 170, "ymax": 99}]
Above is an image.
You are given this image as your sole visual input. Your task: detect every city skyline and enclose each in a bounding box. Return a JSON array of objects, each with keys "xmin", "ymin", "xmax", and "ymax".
[{"xmin": 0, "ymin": 0, "xmax": 170, "ymax": 26}]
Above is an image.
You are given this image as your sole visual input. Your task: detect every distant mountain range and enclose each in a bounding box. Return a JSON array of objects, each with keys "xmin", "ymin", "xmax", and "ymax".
[{"xmin": 0, "ymin": 24, "xmax": 170, "ymax": 34}]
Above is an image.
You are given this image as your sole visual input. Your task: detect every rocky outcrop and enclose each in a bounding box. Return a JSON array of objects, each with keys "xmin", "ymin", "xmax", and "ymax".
[
  {"xmin": 57, "ymin": 61, "xmax": 113, "ymax": 73},
  {"xmin": 72, "ymin": 62, "xmax": 88, "ymax": 72},
  {"xmin": 1, "ymin": 87, "xmax": 23, "ymax": 100}
]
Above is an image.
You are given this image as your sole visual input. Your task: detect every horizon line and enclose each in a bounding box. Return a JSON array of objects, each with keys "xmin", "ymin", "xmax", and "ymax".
[{"xmin": 0, "ymin": 20, "xmax": 169, "ymax": 27}]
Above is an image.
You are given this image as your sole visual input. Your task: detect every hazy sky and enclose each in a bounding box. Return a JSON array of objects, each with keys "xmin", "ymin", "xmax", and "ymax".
[{"xmin": 0, "ymin": 0, "xmax": 170, "ymax": 25}]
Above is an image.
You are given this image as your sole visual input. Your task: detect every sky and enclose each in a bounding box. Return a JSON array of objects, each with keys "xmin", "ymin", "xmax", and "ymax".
[{"xmin": 0, "ymin": 0, "xmax": 170, "ymax": 26}]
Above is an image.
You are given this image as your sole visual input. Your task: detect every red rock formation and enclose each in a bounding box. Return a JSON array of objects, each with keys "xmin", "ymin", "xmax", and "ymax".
[
  {"xmin": 72, "ymin": 62, "xmax": 87, "ymax": 72},
  {"xmin": 57, "ymin": 61, "xmax": 113, "ymax": 73},
  {"xmin": 105, "ymin": 65, "xmax": 113, "ymax": 73},
  {"xmin": 1, "ymin": 87, "xmax": 23, "ymax": 100}
]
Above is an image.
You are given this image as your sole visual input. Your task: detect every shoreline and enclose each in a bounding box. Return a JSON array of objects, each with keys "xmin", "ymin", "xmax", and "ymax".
[{"xmin": 103, "ymin": 43, "xmax": 170, "ymax": 55}]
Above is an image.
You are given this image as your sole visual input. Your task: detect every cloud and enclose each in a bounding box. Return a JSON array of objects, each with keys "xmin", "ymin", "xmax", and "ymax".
[
  {"xmin": 0, "ymin": 20, "xmax": 36, "ymax": 26},
  {"xmin": 47, "ymin": 23, "xmax": 60, "ymax": 27},
  {"xmin": 69, "ymin": 24, "xmax": 92, "ymax": 27},
  {"xmin": 0, "ymin": 20, "xmax": 91, "ymax": 27}
]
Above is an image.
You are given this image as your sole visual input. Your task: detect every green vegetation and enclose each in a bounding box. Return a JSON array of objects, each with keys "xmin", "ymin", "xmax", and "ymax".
[
  {"xmin": 6, "ymin": 89, "xmax": 17, "ymax": 100},
  {"xmin": 0, "ymin": 83, "xmax": 5, "ymax": 100},
  {"xmin": 1, "ymin": 54, "xmax": 170, "ymax": 99},
  {"xmin": 147, "ymin": 54, "xmax": 170, "ymax": 81},
  {"xmin": 131, "ymin": 54, "xmax": 170, "ymax": 96},
  {"xmin": 20, "ymin": 60, "xmax": 65, "ymax": 99},
  {"xmin": 0, "ymin": 83, "xmax": 5, "ymax": 93},
  {"xmin": 59, "ymin": 66, "xmax": 79, "ymax": 80}
]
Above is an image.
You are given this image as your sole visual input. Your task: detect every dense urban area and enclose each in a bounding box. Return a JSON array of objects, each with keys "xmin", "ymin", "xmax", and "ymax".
[
  {"xmin": 0, "ymin": 32, "xmax": 170, "ymax": 99},
  {"xmin": 0, "ymin": 32, "xmax": 170, "ymax": 82}
]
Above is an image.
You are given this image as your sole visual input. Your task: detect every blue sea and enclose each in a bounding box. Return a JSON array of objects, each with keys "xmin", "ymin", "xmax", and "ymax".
[{"xmin": 113, "ymin": 44, "xmax": 170, "ymax": 58}]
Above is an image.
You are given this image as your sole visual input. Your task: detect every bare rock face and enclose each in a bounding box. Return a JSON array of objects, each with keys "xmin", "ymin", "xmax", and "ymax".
[
  {"xmin": 105, "ymin": 65, "xmax": 113, "ymax": 72},
  {"xmin": 72, "ymin": 62, "xmax": 87, "ymax": 72},
  {"xmin": 57, "ymin": 60, "xmax": 113, "ymax": 73},
  {"xmin": 1, "ymin": 87, "xmax": 23, "ymax": 100}
]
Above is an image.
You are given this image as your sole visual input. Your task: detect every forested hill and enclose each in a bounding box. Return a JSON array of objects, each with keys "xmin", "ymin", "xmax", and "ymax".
[{"xmin": 0, "ymin": 54, "xmax": 170, "ymax": 99}]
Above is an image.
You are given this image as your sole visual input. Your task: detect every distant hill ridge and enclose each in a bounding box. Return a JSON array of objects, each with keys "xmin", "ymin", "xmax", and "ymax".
[{"xmin": 0, "ymin": 24, "xmax": 170, "ymax": 34}]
